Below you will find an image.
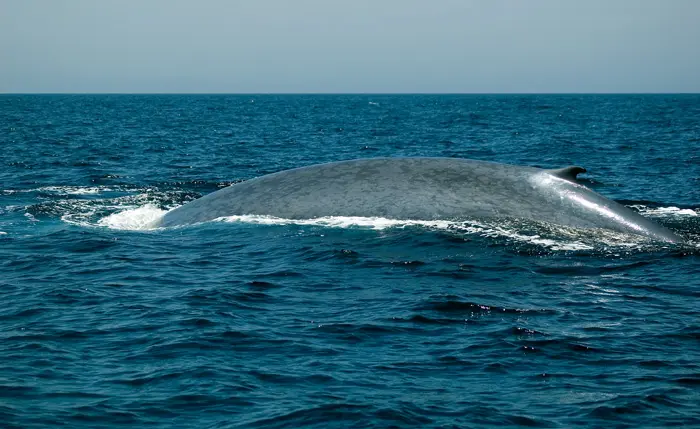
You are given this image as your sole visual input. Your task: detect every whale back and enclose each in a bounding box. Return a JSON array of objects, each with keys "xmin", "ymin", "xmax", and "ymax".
[
  {"xmin": 160, "ymin": 158, "xmax": 540, "ymax": 224},
  {"xmin": 158, "ymin": 157, "xmax": 681, "ymax": 243}
]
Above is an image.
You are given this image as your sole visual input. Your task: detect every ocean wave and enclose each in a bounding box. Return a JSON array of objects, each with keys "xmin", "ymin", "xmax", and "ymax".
[
  {"xmin": 632, "ymin": 205, "xmax": 699, "ymax": 217},
  {"xmin": 2, "ymin": 185, "xmax": 122, "ymax": 195}
]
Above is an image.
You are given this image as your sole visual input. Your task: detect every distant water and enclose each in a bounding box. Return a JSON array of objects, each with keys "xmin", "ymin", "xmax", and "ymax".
[{"xmin": 1, "ymin": 94, "xmax": 699, "ymax": 428}]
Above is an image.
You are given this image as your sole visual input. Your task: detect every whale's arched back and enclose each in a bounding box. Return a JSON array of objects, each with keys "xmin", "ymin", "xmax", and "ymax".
[{"xmin": 157, "ymin": 157, "xmax": 681, "ymax": 243}]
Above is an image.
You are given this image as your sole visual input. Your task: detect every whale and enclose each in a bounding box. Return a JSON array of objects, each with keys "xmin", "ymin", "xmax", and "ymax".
[{"xmin": 157, "ymin": 157, "xmax": 682, "ymax": 243}]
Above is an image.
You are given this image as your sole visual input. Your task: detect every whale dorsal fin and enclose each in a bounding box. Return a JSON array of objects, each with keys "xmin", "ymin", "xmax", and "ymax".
[{"xmin": 547, "ymin": 166, "xmax": 586, "ymax": 182}]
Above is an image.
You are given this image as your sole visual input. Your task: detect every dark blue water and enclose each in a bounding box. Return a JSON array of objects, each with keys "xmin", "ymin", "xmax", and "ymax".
[{"xmin": 1, "ymin": 94, "xmax": 699, "ymax": 428}]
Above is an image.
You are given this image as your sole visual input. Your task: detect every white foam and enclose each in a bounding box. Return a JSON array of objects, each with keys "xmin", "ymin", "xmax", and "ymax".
[
  {"xmin": 214, "ymin": 215, "xmax": 455, "ymax": 230},
  {"xmin": 630, "ymin": 205, "xmax": 700, "ymax": 217},
  {"xmin": 3, "ymin": 186, "xmax": 114, "ymax": 195},
  {"xmin": 42, "ymin": 186, "xmax": 105, "ymax": 195},
  {"xmin": 97, "ymin": 204, "xmax": 167, "ymax": 230},
  {"xmin": 64, "ymin": 205, "xmax": 670, "ymax": 251},
  {"xmin": 631, "ymin": 205, "xmax": 698, "ymax": 217},
  {"xmin": 213, "ymin": 215, "xmax": 596, "ymax": 251}
]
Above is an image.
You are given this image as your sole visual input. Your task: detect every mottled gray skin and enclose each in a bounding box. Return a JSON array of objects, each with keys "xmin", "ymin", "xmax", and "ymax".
[{"xmin": 158, "ymin": 157, "xmax": 681, "ymax": 242}]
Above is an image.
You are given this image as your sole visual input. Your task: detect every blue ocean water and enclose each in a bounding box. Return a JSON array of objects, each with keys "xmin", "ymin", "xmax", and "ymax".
[{"xmin": 1, "ymin": 94, "xmax": 699, "ymax": 428}]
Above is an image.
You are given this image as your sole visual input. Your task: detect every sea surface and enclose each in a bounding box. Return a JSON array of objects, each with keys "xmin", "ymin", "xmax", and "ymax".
[{"xmin": 1, "ymin": 94, "xmax": 699, "ymax": 428}]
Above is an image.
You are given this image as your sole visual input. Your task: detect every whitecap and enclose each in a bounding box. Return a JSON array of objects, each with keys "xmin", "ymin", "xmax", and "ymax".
[
  {"xmin": 3, "ymin": 186, "xmax": 115, "ymax": 195},
  {"xmin": 631, "ymin": 205, "xmax": 698, "ymax": 217},
  {"xmin": 96, "ymin": 204, "xmax": 167, "ymax": 230}
]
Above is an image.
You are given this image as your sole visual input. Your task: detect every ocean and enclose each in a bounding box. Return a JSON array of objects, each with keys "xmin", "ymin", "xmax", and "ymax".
[{"xmin": 1, "ymin": 94, "xmax": 698, "ymax": 428}]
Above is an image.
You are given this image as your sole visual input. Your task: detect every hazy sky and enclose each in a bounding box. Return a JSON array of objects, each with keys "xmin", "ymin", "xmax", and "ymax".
[{"xmin": 1, "ymin": 0, "xmax": 699, "ymax": 93}]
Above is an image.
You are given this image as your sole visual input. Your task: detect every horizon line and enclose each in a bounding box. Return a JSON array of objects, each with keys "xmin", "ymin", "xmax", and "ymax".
[{"xmin": 2, "ymin": 92, "xmax": 699, "ymax": 96}]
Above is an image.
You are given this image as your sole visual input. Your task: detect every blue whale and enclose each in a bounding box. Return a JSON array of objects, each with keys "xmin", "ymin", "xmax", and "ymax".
[{"xmin": 157, "ymin": 157, "xmax": 681, "ymax": 243}]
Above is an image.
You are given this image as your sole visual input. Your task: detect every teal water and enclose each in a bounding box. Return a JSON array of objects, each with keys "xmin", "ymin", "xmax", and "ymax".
[{"xmin": 1, "ymin": 94, "xmax": 699, "ymax": 428}]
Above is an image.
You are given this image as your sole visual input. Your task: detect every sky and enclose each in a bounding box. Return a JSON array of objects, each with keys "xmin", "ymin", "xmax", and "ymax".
[{"xmin": 1, "ymin": 0, "xmax": 699, "ymax": 93}]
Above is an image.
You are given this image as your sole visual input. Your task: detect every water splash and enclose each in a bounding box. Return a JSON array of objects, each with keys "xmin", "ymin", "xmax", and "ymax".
[
  {"xmin": 97, "ymin": 204, "xmax": 167, "ymax": 230},
  {"xmin": 632, "ymin": 205, "xmax": 698, "ymax": 217}
]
